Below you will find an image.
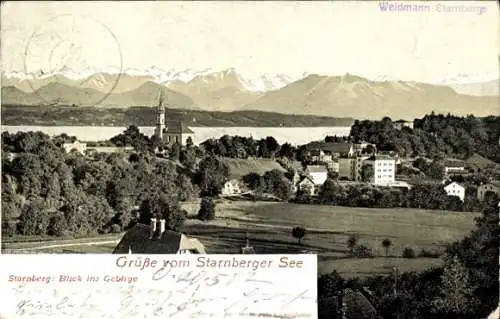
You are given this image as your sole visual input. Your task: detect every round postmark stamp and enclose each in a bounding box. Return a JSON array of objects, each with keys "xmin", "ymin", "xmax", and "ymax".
[{"xmin": 23, "ymin": 13, "xmax": 123, "ymax": 107}]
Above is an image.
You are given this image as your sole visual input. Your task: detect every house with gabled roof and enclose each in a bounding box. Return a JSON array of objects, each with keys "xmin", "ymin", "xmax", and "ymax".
[
  {"xmin": 221, "ymin": 178, "xmax": 244, "ymax": 196},
  {"xmin": 477, "ymin": 181, "xmax": 500, "ymax": 201},
  {"xmin": 443, "ymin": 181, "xmax": 466, "ymax": 202},
  {"xmin": 321, "ymin": 142, "xmax": 354, "ymax": 158},
  {"xmin": 113, "ymin": 218, "xmax": 206, "ymax": 254}
]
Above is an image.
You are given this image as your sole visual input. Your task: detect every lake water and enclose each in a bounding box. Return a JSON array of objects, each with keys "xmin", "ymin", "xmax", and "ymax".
[{"xmin": 1, "ymin": 126, "xmax": 352, "ymax": 145}]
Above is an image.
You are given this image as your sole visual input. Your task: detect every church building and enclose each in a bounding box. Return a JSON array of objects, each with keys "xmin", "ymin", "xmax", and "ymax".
[{"xmin": 154, "ymin": 89, "xmax": 195, "ymax": 145}]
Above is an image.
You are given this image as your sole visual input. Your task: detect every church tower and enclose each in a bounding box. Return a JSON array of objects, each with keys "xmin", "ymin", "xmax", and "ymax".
[{"xmin": 154, "ymin": 89, "xmax": 166, "ymax": 140}]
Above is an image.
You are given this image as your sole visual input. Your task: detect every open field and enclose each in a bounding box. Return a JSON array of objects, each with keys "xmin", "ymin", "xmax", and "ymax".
[
  {"xmin": 221, "ymin": 157, "xmax": 286, "ymax": 179},
  {"xmin": 2, "ymin": 200, "xmax": 477, "ymax": 277},
  {"xmin": 182, "ymin": 200, "xmax": 478, "ymax": 251}
]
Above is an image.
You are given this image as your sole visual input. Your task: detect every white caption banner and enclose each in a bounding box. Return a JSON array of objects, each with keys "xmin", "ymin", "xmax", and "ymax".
[{"xmin": 0, "ymin": 254, "xmax": 318, "ymax": 319}]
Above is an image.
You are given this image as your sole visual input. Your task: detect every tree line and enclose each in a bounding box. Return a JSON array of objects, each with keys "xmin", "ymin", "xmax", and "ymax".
[
  {"xmin": 350, "ymin": 113, "xmax": 500, "ymax": 162},
  {"xmin": 1, "ymin": 130, "xmax": 231, "ymax": 238}
]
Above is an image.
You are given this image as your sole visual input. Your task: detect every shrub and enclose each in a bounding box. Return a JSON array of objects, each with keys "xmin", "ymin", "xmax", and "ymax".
[
  {"xmin": 418, "ymin": 249, "xmax": 442, "ymax": 258},
  {"xmin": 402, "ymin": 247, "xmax": 416, "ymax": 258},
  {"xmin": 353, "ymin": 244, "xmax": 373, "ymax": 258},
  {"xmin": 347, "ymin": 234, "xmax": 358, "ymax": 253},
  {"xmin": 197, "ymin": 197, "xmax": 216, "ymax": 221},
  {"xmin": 110, "ymin": 224, "xmax": 122, "ymax": 233}
]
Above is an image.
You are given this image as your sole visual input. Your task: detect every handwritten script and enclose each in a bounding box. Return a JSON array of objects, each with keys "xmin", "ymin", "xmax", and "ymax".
[{"xmin": 1, "ymin": 254, "xmax": 318, "ymax": 319}]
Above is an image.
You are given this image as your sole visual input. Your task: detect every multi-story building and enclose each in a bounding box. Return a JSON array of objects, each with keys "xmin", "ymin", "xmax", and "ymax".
[
  {"xmin": 372, "ymin": 155, "xmax": 396, "ymax": 185},
  {"xmin": 338, "ymin": 156, "xmax": 369, "ymax": 181}
]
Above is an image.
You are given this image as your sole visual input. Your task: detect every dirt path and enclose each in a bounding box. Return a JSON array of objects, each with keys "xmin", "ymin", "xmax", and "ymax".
[{"xmin": 4, "ymin": 240, "xmax": 120, "ymax": 252}]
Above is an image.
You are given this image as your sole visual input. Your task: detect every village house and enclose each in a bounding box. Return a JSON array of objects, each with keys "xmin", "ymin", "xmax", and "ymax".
[
  {"xmin": 393, "ymin": 120, "xmax": 414, "ymax": 130},
  {"xmin": 443, "ymin": 181, "xmax": 466, "ymax": 202},
  {"xmin": 310, "ymin": 149, "xmax": 333, "ymax": 163},
  {"xmin": 302, "ymin": 165, "xmax": 328, "ymax": 195},
  {"xmin": 113, "ymin": 218, "xmax": 206, "ymax": 254},
  {"xmin": 352, "ymin": 141, "xmax": 376, "ymax": 155},
  {"xmin": 86, "ymin": 146, "xmax": 134, "ymax": 154},
  {"xmin": 442, "ymin": 159, "xmax": 466, "ymax": 174},
  {"xmin": 321, "ymin": 142, "xmax": 355, "ymax": 158},
  {"xmin": 326, "ymin": 160, "xmax": 339, "ymax": 173},
  {"xmin": 62, "ymin": 140, "xmax": 87, "ymax": 154},
  {"xmin": 297, "ymin": 176, "xmax": 317, "ymax": 196},
  {"xmin": 221, "ymin": 179, "xmax": 243, "ymax": 196},
  {"xmin": 477, "ymin": 181, "xmax": 500, "ymax": 201}
]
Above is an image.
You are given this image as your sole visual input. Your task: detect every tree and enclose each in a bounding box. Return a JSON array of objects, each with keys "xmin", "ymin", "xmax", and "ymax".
[
  {"xmin": 352, "ymin": 244, "xmax": 373, "ymax": 258},
  {"xmin": 347, "ymin": 234, "xmax": 358, "ymax": 254},
  {"xmin": 402, "ymin": 247, "xmax": 416, "ymax": 258},
  {"xmin": 432, "ymin": 255, "xmax": 479, "ymax": 317},
  {"xmin": 138, "ymin": 192, "xmax": 185, "ymax": 231},
  {"xmin": 292, "ymin": 226, "xmax": 306, "ymax": 245},
  {"xmin": 185, "ymin": 136, "xmax": 194, "ymax": 148},
  {"xmin": 195, "ymin": 156, "xmax": 229, "ymax": 197},
  {"xmin": 170, "ymin": 142, "xmax": 181, "ymax": 161},
  {"xmin": 361, "ymin": 163, "xmax": 374, "ymax": 182},
  {"xmin": 382, "ymin": 238, "xmax": 392, "ymax": 257},
  {"xmin": 197, "ymin": 197, "xmax": 216, "ymax": 221}
]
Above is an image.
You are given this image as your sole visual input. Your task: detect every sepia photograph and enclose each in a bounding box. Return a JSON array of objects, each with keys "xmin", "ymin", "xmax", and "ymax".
[{"xmin": 1, "ymin": 1, "xmax": 499, "ymax": 318}]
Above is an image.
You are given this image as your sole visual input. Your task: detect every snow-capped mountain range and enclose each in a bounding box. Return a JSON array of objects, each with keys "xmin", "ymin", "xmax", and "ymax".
[
  {"xmin": 1, "ymin": 67, "xmax": 301, "ymax": 93},
  {"xmin": 1, "ymin": 67, "xmax": 498, "ymax": 119}
]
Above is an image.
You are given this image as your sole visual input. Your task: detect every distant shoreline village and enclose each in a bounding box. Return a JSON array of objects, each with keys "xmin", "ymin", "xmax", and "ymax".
[{"xmin": 378, "ymin": 2, "xmax": 488, "ymax": 15}]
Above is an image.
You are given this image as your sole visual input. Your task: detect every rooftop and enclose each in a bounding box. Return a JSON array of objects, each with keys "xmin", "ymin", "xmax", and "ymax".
[
  {"xmin": 321, "ymin": 142, "xmax": 353, "ymax": 154},
  {"xmin": 306, "ymin": 165, "xmax": 328, "ymax": 173},
  {"xmin": 113, "ymin": 222, "xmax": 206, "ymax": 254},
  {"xmin": 166, "ymin": 121, "xmax": 194, "ymax": 134}
]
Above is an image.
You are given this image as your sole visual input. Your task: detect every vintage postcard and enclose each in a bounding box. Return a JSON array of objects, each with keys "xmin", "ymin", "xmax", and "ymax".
[{"xmin": 1, "ymin": 1, "xmax": 499, "ymax": 318}]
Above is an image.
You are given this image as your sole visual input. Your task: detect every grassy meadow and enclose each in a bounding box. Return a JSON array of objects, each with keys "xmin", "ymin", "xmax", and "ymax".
[
  {"xmin": 2, "ymin": 200, "xmax": 478, "ymax": 278},
  {"xmin": 220, "ymin": 157, "xmax": 286, "ymax": 179}
]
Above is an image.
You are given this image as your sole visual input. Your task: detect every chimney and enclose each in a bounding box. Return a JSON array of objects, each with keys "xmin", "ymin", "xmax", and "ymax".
[
  {"xmin": 150, "ymin": 218, "xmax": 157, "ymax": 238},
  {"xmin": 159, "ymin": 219, "xmax": 166, "ymax": 237}
]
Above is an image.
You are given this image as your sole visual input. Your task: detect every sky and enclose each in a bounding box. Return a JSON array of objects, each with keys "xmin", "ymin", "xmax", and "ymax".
[{"xmin": 1, "ymin": 1, "xmax": 499, "ymax": 83}]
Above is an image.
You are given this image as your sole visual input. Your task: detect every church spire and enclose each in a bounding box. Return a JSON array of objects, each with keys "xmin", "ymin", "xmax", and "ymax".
[{"xmin": 154, "ymin": 88, "xmax": 166, "ymax": 139}]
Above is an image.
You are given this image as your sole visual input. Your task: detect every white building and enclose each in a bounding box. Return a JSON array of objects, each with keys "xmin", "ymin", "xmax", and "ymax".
[
  {"xmin": 393, "ymin": 120, "xmax": 414, "ymax": 130},
  {"xmin": 373, "ymin": 155, "xmax": 396, "ymax": 185},
  {"xmin": 303, "ymin": 165, "xmax": 328, "ymax": 195},
  {"xmin": 305, "ymin": 165, "xmax": 328, "ymax": 185},
  {"xmin": 62, "ymin": 141, "xmax": 87, "ymax": 154},
  {"xmin": 444, "ymin": 182, "xmax": 466, "ymax": 201},
  {"xmin": 221, "ymin": 179, "xmax": 242, "ymax": 196},
  {"xmin": 477, "ymin": 181, "xmax": 500, "ymax": 201},
  {"xmin": 443, "ymin": 159, "xmax": 466, "ymax": 174},
  {"xmin": 326, "ymin": 160, "xmax": 340, "ymax": 173},
  {"xmin": 297, "ymin": 176, "xmax": 316, "ymax": 196}
]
